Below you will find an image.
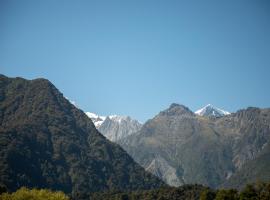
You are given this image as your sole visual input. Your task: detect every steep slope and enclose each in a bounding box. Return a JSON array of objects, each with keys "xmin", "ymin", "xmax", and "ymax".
[
  {"xmin": 119, "ymin": 104, "xmax": 270, "ymax": 188},
  {"xmin": 223, "ymin": 143, "xmax": 270, "ymax": 189},
  {"xmin": 86, "ymin": 113, "xmax": 142, "ymax": 142},
  {"xmin": 215, "ymin": 107, "xmax": 270, "ymax": 170},
  {"xmin": 0, "ymin": 75, "xmax": 164, "ymax": 199}
]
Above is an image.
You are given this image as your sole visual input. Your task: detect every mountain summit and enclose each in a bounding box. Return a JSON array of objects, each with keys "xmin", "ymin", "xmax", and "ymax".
[
  {"xmin": 195, "ymin": 104, "xmax": 230, "ymax": 117},
  {"xmin": 164, "ymin": 103, "xmax": 194, "ymax": 116}
]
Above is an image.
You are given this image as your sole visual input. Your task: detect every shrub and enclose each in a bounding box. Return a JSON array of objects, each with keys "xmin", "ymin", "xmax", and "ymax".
[{"xmin": 0, "ymin": 187, "xmax": 69, "ymax": 200}]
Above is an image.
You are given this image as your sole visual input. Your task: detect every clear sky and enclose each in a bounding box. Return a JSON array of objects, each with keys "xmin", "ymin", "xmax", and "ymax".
[{"xmin": 1, "ymin": 0, "xmax": 270, "ymax": 122}]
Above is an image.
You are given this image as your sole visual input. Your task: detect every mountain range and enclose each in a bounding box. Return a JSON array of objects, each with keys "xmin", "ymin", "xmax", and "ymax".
[
  {"xmin": 1, "ymin": 74, "xmax": 269, "ymax": 198},
  {"xmin": 118, "ymin": 103, "xmax": 270, "ymax": 188},
  {"xmin": 85, "ymin": 104, "xmax": 230, "ymax": 142},
  {"xmin": 0, "ymin": 75, "xmax": 164, "ymax": 199},
  {"xmin": 85, "ymin": 103, "xmax": 270, "ymax": 188}
]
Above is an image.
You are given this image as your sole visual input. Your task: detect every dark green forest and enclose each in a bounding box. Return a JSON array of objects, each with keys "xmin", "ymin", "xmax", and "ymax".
[
  {"xmin": 1, "ymin": 182, "xmax": 269, "ymax": 200},
  {"xmin": 89, "ymin": 182, "xmax": 270, "ymax": 200}
]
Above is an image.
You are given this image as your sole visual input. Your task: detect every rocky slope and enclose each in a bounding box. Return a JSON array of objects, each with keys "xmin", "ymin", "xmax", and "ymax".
[
  {"xmin": 0, "ymin": 75, "xmax": 164, "ymax": 199},
  {"xmin": 119, "ymin": 104, "xmax": 270, "ymax": 188},
  {"xmin": 86, "ymin": 113, "xmax": 142, "ymax": 142},
  {"xmin": 223, "ymin": 142, "xmax": 270, "ymax": 189}
]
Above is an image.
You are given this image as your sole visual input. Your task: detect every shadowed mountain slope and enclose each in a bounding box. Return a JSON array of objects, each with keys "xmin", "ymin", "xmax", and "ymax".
[{"xmin": 0, "ymin": 75, "xmax": 164, "ymax": 199}]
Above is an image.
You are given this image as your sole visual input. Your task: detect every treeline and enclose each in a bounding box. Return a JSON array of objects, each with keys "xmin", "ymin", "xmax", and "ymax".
[
  {"xmin": 200, "ymin": 182, "xmax": 270, "ymax": 200},
  {"xmin": 90, "ymin": 182, "xmax": 270, "ymax": 200},
  {"xmin": 1, "ymin": 182, "xmax": 270, "ymax": 200},
  {"xmin": 90, "ymin": 184, "xmax": 204, "ymax": 200}
]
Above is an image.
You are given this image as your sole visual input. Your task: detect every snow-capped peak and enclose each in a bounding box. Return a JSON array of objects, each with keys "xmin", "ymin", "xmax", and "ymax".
[
  {"xmin": 85, "ymin": 112, "xmax": 106, "ymax": 128},
  {"xmin": 195, "ymin": 104, "xmax": 230, "ymax": 117},
  {"xmin": 85, "ymin": 112, "xmax": 133, "ymax": 128},
  {"xmin": 85, "ymin": 112, "xmax": 142, "ymax": 142}
]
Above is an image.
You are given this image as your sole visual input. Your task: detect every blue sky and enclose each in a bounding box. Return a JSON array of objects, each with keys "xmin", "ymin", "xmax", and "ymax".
[{"xmin": 1, "ymin": 0, "xmax": 270, "ymax": 122}]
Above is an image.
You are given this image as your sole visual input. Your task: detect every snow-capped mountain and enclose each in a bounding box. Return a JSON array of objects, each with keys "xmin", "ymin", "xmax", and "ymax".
[
  {"xmin": 119, "ymin": 103, "xmax": 270, "ymax": 188},
  {"xmin": 195, "ymin": 104, "xmax": 230, "ymax": 117},
  {"xmin": 86, "ymin": 112, "xmax": 142, "ymax": 142},
  {"xmin": 85, "ymin": 112, "xmax": 106, "ymax": 128}
]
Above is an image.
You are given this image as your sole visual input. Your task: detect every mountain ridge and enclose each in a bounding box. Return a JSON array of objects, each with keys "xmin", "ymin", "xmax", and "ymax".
[
  {"xmin": 119, "ymin": 103, "xmax": 270, "ymax": 188},
  {"xmin": 0, "ymin": 75, "xmax": 165, "ymax": 199}
]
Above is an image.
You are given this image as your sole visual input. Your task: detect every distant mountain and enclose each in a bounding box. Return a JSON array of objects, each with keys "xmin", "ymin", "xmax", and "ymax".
[
  {"xmin": 119, "ymin": 103, "xmax": 270, "ymax": 188},
  {"xmin": 0, "ymin": 75, "xmax": 164, "ymax": 199},
  {"xmin": 85, "ymin": 112, "xmax": 106, "ymax": 128},
  {"xmin": 86, "ymin": 112, "xmax": 142, "ymax": 142},
  {"xmin": 195, "ymin": 104, "xmax": 230, "ymax": 117}
]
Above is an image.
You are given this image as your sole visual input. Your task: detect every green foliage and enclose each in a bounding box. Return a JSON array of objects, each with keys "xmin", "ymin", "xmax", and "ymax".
[
  {"xmin": 90, "ymin": 185, "xmax": 206, "ymax": 200},
  {"xmin": 1, "ymin": 182, "xmax": 270, "ymax": 200},
  {"xmin": 0, "ymin": 187, "xmax": 69, "ymax": 200},
  {"xmin": 239, "ymin": 184, "xmax": 257, "ymax": 200},
  {"xmin": 200, "ymin": 182, "xmax": 270, "ymax": 200},
  {"xmin": 200, "ymin": 188, "xmax": 216, "ymax": 200},
  {"xmin": 90, "ymin": 182, "xmax": 270, "ymax": 200},
  {"xmin": 239, "ymin": 182, "xmax": 270, "ymax": 200},
  {"xmin": 215, "ymin": 189, "xmax": 239, "ymax": 200},
  {"xmin": 0, "ymin": 185, "xmax": 7, "ymax": 195}
]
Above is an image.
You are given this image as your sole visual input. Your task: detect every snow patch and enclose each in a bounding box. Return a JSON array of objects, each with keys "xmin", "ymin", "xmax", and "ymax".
[{"xmin": 85, "ymin": 112, "xmax": 106, "ymax": 128}]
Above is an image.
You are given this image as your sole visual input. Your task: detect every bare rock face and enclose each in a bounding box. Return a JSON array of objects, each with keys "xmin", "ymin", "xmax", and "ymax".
[
  {"xmin": 215, "ymin": 107, "xmax": 270, "ymax": 170},
  {"xmin": 119, "ymin": 103, "xmax": 270, "ymax": 188},
  {"xmin": 98, "ymin": 116, "xmax": 142, "ymax": 142},
  {"xmin": 223, "ymin": 142, "xmax": 270, "ymax": 189},
  {"xmin": 86, "ymin": 113, "xmax": 142, "ymax": 142},
  {"xmin": 146, "ymin": 156, "xmax": 184, "ymax": 187}
]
